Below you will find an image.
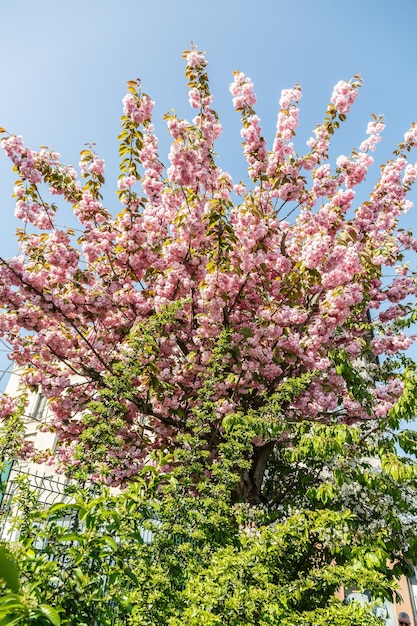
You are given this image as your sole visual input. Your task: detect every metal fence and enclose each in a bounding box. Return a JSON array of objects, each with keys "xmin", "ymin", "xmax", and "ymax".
[
  {"xmin": 0, "ymin": 464, "xmax": 156, "ymax": 625},
  {"xmin": 0, "ymin": 465, "xmax": 73, "ymax": 540}
]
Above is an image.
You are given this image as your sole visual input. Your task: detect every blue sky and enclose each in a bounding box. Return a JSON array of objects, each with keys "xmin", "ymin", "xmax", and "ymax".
[{"xmin": 1, "ymin": 0, "xmax": 417, "ymax": 388}]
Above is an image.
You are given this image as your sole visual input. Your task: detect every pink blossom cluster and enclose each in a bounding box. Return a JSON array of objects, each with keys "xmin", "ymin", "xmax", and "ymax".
[
  {"xmin": 230, "ymin": 72, "xmax": 257, "ymax": 110},
  {"xmin": 322, "ymin": 244, "xmax": 362, "ymax": 289},
  {"xmin": 306, "ymin": 124, "xmax": 331, "ymax": 163},
  {"xmin": 312, "ymin": 164, "xmax": 338, "ymax": 197},
  {"xmin": 118, "ymin": 175, "xmax": 137, "ymax": 190},
  {"xmin": 123, "ymin": 93, "xmax": 154, "ymax": 124},
  {"xmin": 353, "ymin": 157, "xmax": 409, "ymax": 247},
  {"xmin": 398, "ymin": 230, "xmax": 417, "ymax": 252},
  {"xmin": 331, "ymin": 80, "xmax": 359, "ymax": 115},
  {"xmin": 264, "ymin": 88, "xmax": 303, "ymax": 185},
  {"xmin": 188, "ymin": 87, "xmax": 202, "ymax": 109},
  {"xmin": 0, "ymin": 394, "xmax": 17, "ymax": 420},
  {"xmin": 403, "ymin": 162, "xmax": 417, "ymax": 187},
  {"xmin": 1, "ymin": 135, "xmax": 42, "ymax": 184},
  {"xmin": 166, "ymin": 85, "xmax": 221, "ymax": 189},
  {"xmin": 192, "ymin": 98, "xmax": 222, "ymax": 146},
  {"xmin": 279, "ymin": 86, "xmax": 302, "ymax": 109},
  {"xmin": 372, "ymin": 332, "xmax": 413, "ymax": 355},
  {"xmin": 386, "ymin": 276, "xmax": 417, "ymax": 302},
  {"xmin": 274, "ymin": 85, "xmax": 302, "ymax": 148},
  {"xmin": 336, "ymin": 153, "xmax": 372, "ymax": 189},
  {"xmin": 74, "ymin": 191, "xmax": 110, "ymax": 228},
  {"xmin": 186, "ymin": 49, "xmax": 207, "ymax": 68},
  {"xmin": 378, "ymin": 304, "xmax": 404, "ymax": 323},
  {"xmin": 294, "ymin": 378, "xmax": 340, "ymax": 418},
  {"xmin": 167, "ymin": 138, "xmax": 199, "ymax": 187},
  {"xmin": 14, "ymin": 200, "xmax": 46, "ymax": 227},
  {"xmin": 299, "ymin": 233, "xmax": 332, "ymax": 269},
  {"xmin": 359, "ymin": 118, "xmax": 385, "ymax": 153},
  {"xmin": 332, "ymin": 188, "xmax": 356, "ymax": 212},
  {"xmin": 404, "ymin": 122, "xmax": 417, "ymax": 147},
  {"xmin": 276, "ymin": 106, "xmax": 299, "ymax": 144},
  {"xmin": 240, "ymin": 114, "xmax": 267, "ymax": 179},
  {"xmin": 89, "ymin": 155, "xmax": 105, "ymax": 177}
]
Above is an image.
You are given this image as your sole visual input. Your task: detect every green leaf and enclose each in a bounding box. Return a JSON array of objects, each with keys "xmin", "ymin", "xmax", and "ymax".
[
  {"xmin": 0, "ymin": 549, "xmax": 19, "ymax": 593},
  {"xmin": 39, "ymin": 605, "xmax": 61, "ymax": 626},
  {"xmin": 126, "ymin": 569, "xmax": 139, "ymax": 585},
  {"xmin": 47, "ymin": 502, "xmax": 79, "ymax": 515},
  {"xmin": 0, "ymin": 595, "xmax": 25, "ymax": 610},
  {"xmin": 0, "ymin": 595, "xmax": 26, "ymax": 623},
  {"xmin": 100, "ymin": 536, "xmax": 118, "ymax": 551},
  {"xmin": 334, "ymin": 469, "xmax": 344, "ymax": 487},
  {"xmin": 57, "ymin": 532, "xmax": 83, "ymax": 543},
  {"xmin": 0, "ymin": 616, "xmax": 25, "ymax": 626},
  {"xmin": 364, "ymin": 551, "xmax": 380, "ymax": 569}
]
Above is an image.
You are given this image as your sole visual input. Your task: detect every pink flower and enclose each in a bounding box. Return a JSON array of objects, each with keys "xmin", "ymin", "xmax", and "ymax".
[
  {"xmin": 279, "ymin": 86, "xmax": 302, "ymax": 109},
  {"xmin": 118, "ymin": 175, "xmax": 137, "ymax": 189},
  {"xmin": 331, "ymin": 80, "xmax": 359, "ymax": 115},
  {"xmin": 188, "ymin": 87, "xmax": 201, "ymax": 109},
  {"xmin": 359, "ymin": 118, "xmax": 384, "ymax": 152},
  {"xmin": 89, "ymin": 156, "xmax": 105, "ymax": 177},
  {"xmin": 122, "ymin": 93, "xmax": 154, "ymax": 124},
  {"xmin": 186, "ymin": 49, "xmax": 207, "ymax": 68},
  {"xmin": 230, "ymin": 73, "xmax": 257, "ymax": 109},
  {"xmin": 404, "ymin": 123, "xmax": 417, "ymax": 147}
]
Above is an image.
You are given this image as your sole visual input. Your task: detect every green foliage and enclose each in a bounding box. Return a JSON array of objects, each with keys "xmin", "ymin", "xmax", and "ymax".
[
  {"xmin": 0, "ymin": 591, "xmax": 61, "ymax": 626},
  {"xmin": 0, "ymin": 396, "xmax": 28, "ymax": 461},
  {"xmin": 0, "ymin": 547, "xmax": 19, "ymax": 594},
  {"xmin": 0, "ymin": 465, "xmax": 162, "ymax": 623},
  {"xmin": 0, "ymin": 419, "xmax": 413, "ymax": 625},
  {"xmin": 2, "ymin": 312, "xmax": 417, "ymax": 624},
  {"xmin": 330, "ymin": 347, "xmax": 374, "ymax": 412},
  {"xmin": 388, "ymin": 364, "xmax": 417, "ymax": 428}
]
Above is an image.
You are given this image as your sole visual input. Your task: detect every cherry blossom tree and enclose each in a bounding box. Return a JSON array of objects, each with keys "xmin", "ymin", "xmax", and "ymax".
[
  {"xmin": 1, "ymin": 48, "xmax": 417, "ymax": 493},
  {"xmin": 2, "ymin": 47, "xmax": 417, "ymax": 625}
]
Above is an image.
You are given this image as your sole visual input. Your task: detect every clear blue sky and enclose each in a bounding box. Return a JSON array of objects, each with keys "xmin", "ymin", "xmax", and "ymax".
[{"xmin": 1, "ymin": 0, "xmax": 417, "ymax": 388}]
